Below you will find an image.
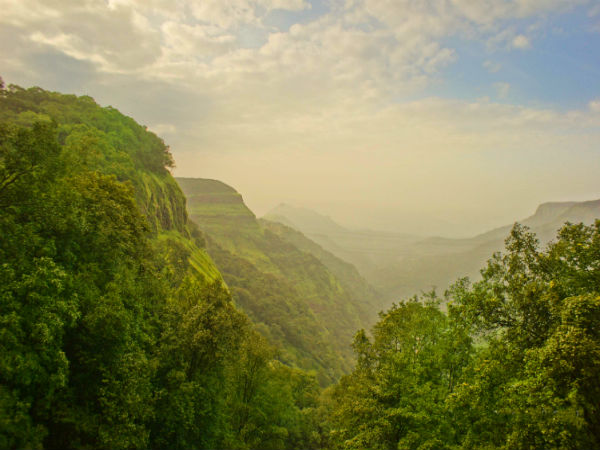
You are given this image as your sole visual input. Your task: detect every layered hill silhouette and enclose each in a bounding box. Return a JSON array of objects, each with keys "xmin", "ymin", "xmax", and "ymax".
[
  {"xmin": 266, "ymin": 200, "xmax": 600, "ymax": 301},
  {"xmin": 177, "ymin": 178, "xmax": 381, "ymax": 385}
]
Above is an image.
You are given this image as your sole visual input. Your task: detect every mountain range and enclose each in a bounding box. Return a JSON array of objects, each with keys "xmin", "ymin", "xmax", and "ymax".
[{"xmin": 265, "ymin": 199, "xmax": 600, "ymax": 301}]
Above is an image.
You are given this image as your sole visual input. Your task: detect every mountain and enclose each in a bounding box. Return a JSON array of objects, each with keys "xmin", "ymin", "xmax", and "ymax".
[
  {"xmin": 265, "ymin": 203, "xmax": 420, "ymax": 277},
  {"xmin": 266, "ymin": 200, "xmax": 600, "ymax": 302},
  {"xmin": 178, "ymin": 179, "xmax": 381, "ymax": 385},
  {"xmin": 465, "ymin": 200, "xmax": 600, "ymax": 245},
  {"xmin": 266, "ymin": 203, "xmax": 349, "ymax": 235}
]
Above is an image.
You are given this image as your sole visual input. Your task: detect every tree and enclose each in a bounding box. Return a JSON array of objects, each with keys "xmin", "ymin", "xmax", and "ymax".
[
  {"xmin": 329, "ymin": 296, "xmax": 473, "ymax": 450},
  {"xmin": 448, "ymin": 222, "xmax": 600, "ymax": 449}
]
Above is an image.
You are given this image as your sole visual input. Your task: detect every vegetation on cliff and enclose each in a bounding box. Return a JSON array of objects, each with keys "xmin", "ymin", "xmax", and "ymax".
[
  {"xmin": 178, "ymin": 177, "xmax": 380, "ymax": 385},
  {"xmin": 0, "ymin": 84, "xmax": 321, "ymax": 450}
]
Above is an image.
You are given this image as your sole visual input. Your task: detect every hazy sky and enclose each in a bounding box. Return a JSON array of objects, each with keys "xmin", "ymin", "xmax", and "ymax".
[{"xmin": 1, "ymin": 0, "xmax": 600, "ymax": 236}]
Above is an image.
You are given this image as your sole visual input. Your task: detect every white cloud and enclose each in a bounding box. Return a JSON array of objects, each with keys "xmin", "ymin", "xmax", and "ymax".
[
  {"xmin": 1, "ymin": 1, "xmax": 162, "ymax": 73},
  {"xmin": 189, "ymin": 0, "xmax": 310, "ymax": 29},
  {"xmin": 1, "ymin": 0, "xmax": 598, "ymax": 232},
  {"xmin": 149, "ymin": 123, "xmax": 177, "ymax": 136},
  {"xmin": 263, "ymin": 0, "xmax": 310, "ymax": 11},
  {"xmin": 452, "ymin": 0, "xmax": 588, "ymax": 23},
  {"xmin": 161, "ymin": 21, "xmax": 236, "ymax": 57},
  {"xmin": 0, "ymin": 0, "xmax": 584, "ymax": 92},
  {"xmin": 190, "ymin": 1, "xmax": 258, "ymax": 29},
  {"xmin": 512, "ymin": 34, "xmax": 531, "ymax": 49}
]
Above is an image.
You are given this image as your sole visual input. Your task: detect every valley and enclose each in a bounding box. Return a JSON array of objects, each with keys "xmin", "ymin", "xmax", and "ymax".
[{"xmin": 266, "ymin": 200, "xmax": 600, "ymax": 301}]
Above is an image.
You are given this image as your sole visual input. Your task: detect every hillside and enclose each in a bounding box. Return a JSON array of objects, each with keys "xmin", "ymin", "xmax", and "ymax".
[
  {"xmin": 2, "ymin": 83, "xmax": 598, "ymax": 450},
  {"xmin": 178, "ymin": 178, "xmax": 380, "ymax": 384},
  {"xmin": 260, "ymin": 218, "xmax": 381, "ymax": 318},
  {"xmin": 0, "ymin": 84, "xmax": 221, "ymax": 282}
]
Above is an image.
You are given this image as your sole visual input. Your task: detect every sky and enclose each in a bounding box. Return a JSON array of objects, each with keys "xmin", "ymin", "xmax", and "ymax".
[{"xmin": 1, "ymin": 0, "xmax": 599, "ymax": 236}]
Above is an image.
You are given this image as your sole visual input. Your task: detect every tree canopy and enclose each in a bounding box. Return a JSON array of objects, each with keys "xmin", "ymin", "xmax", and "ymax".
[
  {"xmin": 326, "ymin": 221, "xmax": 600, "ymax": 450},
  {"xmin": 0, "ymin": 84, "xmax": 321, "ymax": 450}
]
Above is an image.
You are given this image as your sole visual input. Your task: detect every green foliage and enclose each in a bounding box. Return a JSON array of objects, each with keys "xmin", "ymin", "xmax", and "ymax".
[
  {"xmin": 447, "ymin": 222, "xmax": 600, "ymax": 449},
  {"xmin": 0, "ymin": 119, "xmax": 162, "ymax": 448},
  {"xmin": 6, "ymin": 82, "xmax": 598, "ymax": 450},
  {"xmin": 204, "ymin": 238, "xmax": 347, "ymax": 385},
  {"xmin": 328, "ymin": 296, "xmax": 472, "ymax": 450},
  {"xmin": 329, "ymin": 221, "xmax": 600, "ymax": 450},
  {"xmin": 326, "ymin": 221, "xmax": 600, "ymax": 449},
  {"xmin": 151, "ymin": 279, "xmax": 247, "ymax": 450},
  {"xmin": 0, "ymin": 83, "xmax": 180, "ymax": 235},
  {"xmin": 0, "ymin": 84, "xmax": 322, "ymax": 450}
]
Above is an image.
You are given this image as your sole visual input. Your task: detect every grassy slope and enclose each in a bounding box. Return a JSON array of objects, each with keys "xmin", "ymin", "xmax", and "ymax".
[{"xmin": 177, "ymin": 177, "xmax": 379, "ymax": 385}]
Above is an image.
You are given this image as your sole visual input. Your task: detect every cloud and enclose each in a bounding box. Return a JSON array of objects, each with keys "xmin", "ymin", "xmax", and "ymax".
[
  {"xmin": 1, "ymin": 1, "xmax": 162, "ymax": 73},
  {"xmin": 452, "ymin": 0, "xmax": 588, "ymax": 23},
  {"xmin": 1, "ymin": 1, "xmax": 592, "ymax": 135},
  {"xmin": 512, "ymin": 34, "xmax": 531, "ymax": 49},
  {"xmin": 149, "ymin": 123, "xmax": 178, "ymax": 136},
  {"xmin": 1, "ymin": 0, "xmax": 598, "ymax": 232},
  {"xmin": 486, "ymin": 27, "xmax": 535, "ymax": 51},
  {"xmin": 161, "ymin": 21, "xmax": 236, "ymax": 57},
  {"xmin": 483, "ymin": 60, "xmax": 502, "ymax": 73},
  {"xmin": 263, "ymin": 0, "xmax": 311, "ymax": 11},
  {"xmin": 189, "ymin": 0, "xmax": 310, "ymax": 29},
  {"xmin": 0, "ymin": 0, "xmax": 584, "ymax": 100}
]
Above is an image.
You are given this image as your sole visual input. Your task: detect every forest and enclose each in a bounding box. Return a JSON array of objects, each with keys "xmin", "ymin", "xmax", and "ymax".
[{"xmin": 1, "ymin": 82, "xmax": 599, "ymax": 450}]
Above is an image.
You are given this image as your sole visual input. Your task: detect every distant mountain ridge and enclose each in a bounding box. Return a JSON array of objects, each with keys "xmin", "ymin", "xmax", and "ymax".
[
  {"xmin": 265, "ymin": 198, "xmax": 600, "ymax": 303},
  {"xmin": 265, "ymin": 203, "xmax": 420, "ymax": 275},
  {"xmin": 529, "ymin": 201, "xmax": 578, "ymax": 225},
  {"xmin": 267, "ymin": 203, "xmax": 349, "ymax": 235},
  {"xmin": 468, "ymin": 199, "xmax": 600, "ymax": 244}
]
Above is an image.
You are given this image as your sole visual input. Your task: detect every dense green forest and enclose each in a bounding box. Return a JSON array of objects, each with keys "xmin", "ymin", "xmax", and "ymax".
[
  {"xmin": 326, "ymin": 223, "xmax": 600, "ymax": 449},
  {"xmin": 1, "ymin": 82, "xmax": 599, "ymax": 450},
  {"xmin": 0, "ymin": 83, "xmax": 323, "ymax": 450}
]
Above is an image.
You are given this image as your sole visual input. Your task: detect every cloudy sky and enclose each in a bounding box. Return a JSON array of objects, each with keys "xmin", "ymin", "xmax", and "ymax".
[{"xmin": 1, "ymin": 0, "xmax": 599, "ymax": 236}]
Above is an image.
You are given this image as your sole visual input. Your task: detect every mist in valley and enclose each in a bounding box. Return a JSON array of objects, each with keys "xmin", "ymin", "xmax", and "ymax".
[{"xmin": 2, "ymin": 1, "xmax": 600, "ymax": 449}]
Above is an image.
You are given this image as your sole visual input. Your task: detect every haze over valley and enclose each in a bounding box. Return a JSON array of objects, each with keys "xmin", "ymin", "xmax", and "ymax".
[
  {"xmin": 266, "ymin": 199, "xmax": 600, "ymax": 301},
  {"xmin": 1, "ymin": 1, "xmax": 600, "ymax": 449}
]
